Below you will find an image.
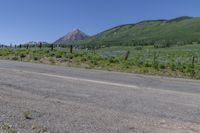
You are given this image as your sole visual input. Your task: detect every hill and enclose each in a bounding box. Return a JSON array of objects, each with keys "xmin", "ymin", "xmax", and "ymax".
[
  {"xmin": 74, "ymin": 16, "xmax": 200, "ymax": 47},
  {"xmin": 54, "ymin": 29, "xmax": 89, "ymax": 46}
]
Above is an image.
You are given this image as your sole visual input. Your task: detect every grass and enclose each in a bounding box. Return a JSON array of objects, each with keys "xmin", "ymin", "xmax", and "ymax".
[
  {"xmin": 0, "ymin": 122, "xmax": 48, "ymax": 133},
  {"xmin": 0, "ymin": 44, "xmax": 200, "ymax": 79},
  {"xmin": 21, "ymin": 111, "xmax": 32, "ymax": 120},
  {"xmin": 31, "ymin": 123, "xmax": 48, "ymax": 133},
  {"xmin": 98, "ymin": 45, "xmax": 200, "ymax": 78},
  {"xmin": 0, "ymin": 122, "xmax": 16, "ymax": 133}
]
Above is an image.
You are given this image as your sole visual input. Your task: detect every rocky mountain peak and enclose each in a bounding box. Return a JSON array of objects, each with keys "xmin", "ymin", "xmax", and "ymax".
[{"xmin": 54, "ymin": 29, "xmax": 89, "ymax": 45}]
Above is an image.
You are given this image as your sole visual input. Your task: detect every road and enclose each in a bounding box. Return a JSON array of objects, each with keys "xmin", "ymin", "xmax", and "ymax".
[{"xmin": 0, "ymin": 60, "xmax": 200, "ymax": 133}]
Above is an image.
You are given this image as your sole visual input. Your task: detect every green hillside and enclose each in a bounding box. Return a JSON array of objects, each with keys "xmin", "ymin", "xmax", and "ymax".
[{"xmin": 74, "ymin": 16, "xmax": 200, "ymax": 47}]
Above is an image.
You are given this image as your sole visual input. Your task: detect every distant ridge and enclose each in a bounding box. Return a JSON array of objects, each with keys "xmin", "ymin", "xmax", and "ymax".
[
  {"xmin": 137, "ymin": 16, "xmax": 193, "ymax": 24},
  {"xmin": 23, "ymin": 41, "xmax": 49, "ymax": 45},
  {"xmin": 74, "ymin": 16, "xmax": 200, "ymax": 47},
  {"xmin": 54, "ymin": 29, "xmax": 89, "ymax": 45},
  {"xmin": 167, "ymin": 16, "xmax": 193, "ymax": 22}
]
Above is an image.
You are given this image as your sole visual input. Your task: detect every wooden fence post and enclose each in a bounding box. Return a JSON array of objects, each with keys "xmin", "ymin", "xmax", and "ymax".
[
  {"xmin": 39, "ymin": 43, "xmax": 42, "ymax": 49},
  {"xmin": 124, "ymin": 51, "xmax": 130, "ymax": 61},
  {"xmin": 153, "ymin": 51, "xmax": 159, "ymax": 69},
  {"xmin": 51, "ymin": 44, "xmax": 54, "ymax": 51},
  {"xmin": 191, "ymin": 56, "xmax": 195, "ymax": 78},
  {"xmin": 26, "ymin": 44, "xmax": 29, "ymax": 49},
  {"xmin": 70, "ymin": 45, "xmax": 73, "ymax": 53}
]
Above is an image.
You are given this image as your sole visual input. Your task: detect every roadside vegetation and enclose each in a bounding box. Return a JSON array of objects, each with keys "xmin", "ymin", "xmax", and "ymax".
[
  {"xmin": 0, "ymin": 122, "xmax": 16, "ymax": 133},
  {"xmin": 0, "ymin": 43, "xmax": 200, "ymax": 79},
  {"xmin": 21, "ymin": 111, "xmax": 32, "ymax": 120}
]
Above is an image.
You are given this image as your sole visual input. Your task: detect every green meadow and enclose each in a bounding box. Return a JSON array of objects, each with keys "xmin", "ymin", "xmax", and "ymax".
[{"xmin": 0, "ymin": 43, "xmax": 200, "ymax": 79}]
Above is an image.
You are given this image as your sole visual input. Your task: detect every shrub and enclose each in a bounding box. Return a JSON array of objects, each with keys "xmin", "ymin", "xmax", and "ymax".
[
  {"xmin": 11, "ymin": 56, "xmax": 18, "ymax": 61},
  {"xmin": 90, "ymin": 60, "xmax": 98, "ymax": 65},
  {"xmin": 135, "ymin": 46, "xmax": 143, "ymax": 50},
  {"xmin": 136, "ymin": 59, "xmax": 144, "ymax": 66},
  {"xmin": 176, "ymin": 41, "xmax": 186, "ymax": 46},
  {"xmin": 49, "ymin": 57, "xmax": 55, "ymax": 64},
  {"xmin": 74, "ymin": 53, "xmax": 80, "ymax": 57},
  {"xmin": 144, "ymin": 62, "xmax": 152, "ymax": 67},
  {"xmin": 0, "ymin": 122, "xmax": 16, "ymax": 133},
  {"xmin": 159, "ymin": 64, "xmax": 166, "ymax": 69},
  {"xmin": 56, "ymin": 54, "xmax": 62, "ymax": 58},
  {"xmin": 19, "ymin": 53, "xmax": 26, "ymax": 61},
  {"xmin": 21, "ymin": 111, "xmax": 31, "ymax": 120},
  {"xmin": 154, "ymin": 40, "xmax": 170, "ymax": 48},
  {"xmin": 80, "ymin": 57, "xmax": 87, "ymax": 62},
  {"xmin": 55, "ymin": 51, "xmax": 65, "ymax": 58},
  {"xmin": 66, "ymin": 54, "xmax": 74, "ymax": 59},
  {"xmin": 33, "ymin": 56, "xmax": 39, "ymax": 61},
  {"xmin": 170, "ymin": 64, "xmax": 176, "ymax": 71},
  {"xmin": 49, "ymin": 52, "xmax": 55, "ymax": 57},
  {"xmin": 108, "ymin": 57, "xmax": 120, "ymax": 63}
]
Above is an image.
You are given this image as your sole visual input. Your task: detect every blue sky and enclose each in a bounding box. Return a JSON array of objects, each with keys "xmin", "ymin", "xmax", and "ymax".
[{"xmin": 0, "ymin": 0, "xmax": 199, "ymax": 44}]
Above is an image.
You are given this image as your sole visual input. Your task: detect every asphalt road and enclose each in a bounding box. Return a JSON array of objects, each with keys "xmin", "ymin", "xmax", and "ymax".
[{"xmin": 0, "ymin": 60, "xmax": 200, "ymax": 133}]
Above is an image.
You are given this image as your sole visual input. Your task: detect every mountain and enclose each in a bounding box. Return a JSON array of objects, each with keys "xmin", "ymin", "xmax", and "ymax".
[
  {"xmin": 54, "ymin": 29, "xmax": 89, "ymax": 45},
  {"xmin": 22, "ymin": 41, "xmax": 49, "ymax": 46},
  {"xmin": 75, "ymin": 16, "xmax": 200, "ymax": 47}
]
